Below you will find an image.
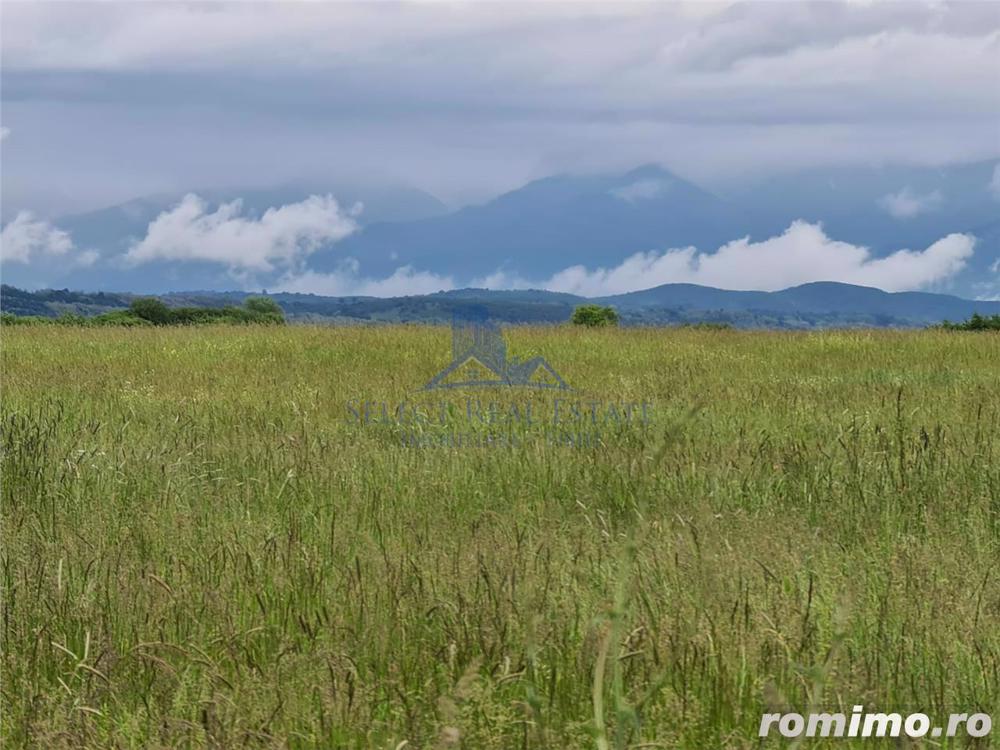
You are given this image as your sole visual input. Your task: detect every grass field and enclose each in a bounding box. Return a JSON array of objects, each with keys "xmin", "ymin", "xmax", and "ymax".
[{"xmin": 2, "ymin": 325, "xmax": 999, "ymax": 748}]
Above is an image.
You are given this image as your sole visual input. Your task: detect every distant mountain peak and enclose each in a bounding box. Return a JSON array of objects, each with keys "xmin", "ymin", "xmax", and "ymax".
[{"xmin": 620, "ymin": 163, "xmax": 677, "ymax": 182}]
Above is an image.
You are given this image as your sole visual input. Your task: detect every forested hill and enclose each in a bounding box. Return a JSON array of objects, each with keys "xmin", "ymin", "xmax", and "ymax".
[{"xmin": 3, "ymin": 282, "xmax": 999, "ymax": 329}]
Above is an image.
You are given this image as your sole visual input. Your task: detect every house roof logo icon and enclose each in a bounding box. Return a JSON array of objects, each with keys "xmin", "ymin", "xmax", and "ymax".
[{"xmin": 424, "ymin": 311, "xmax": 570, "ymax": 391}]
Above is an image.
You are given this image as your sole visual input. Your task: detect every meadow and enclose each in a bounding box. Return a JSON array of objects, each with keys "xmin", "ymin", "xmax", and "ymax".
[{"xmin": 2, "ymin": 325, "xmax": 998, "ymax": 748}]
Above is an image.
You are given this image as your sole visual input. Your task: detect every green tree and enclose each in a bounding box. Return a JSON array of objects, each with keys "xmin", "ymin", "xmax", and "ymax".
[
  {"xmin": 129, "ymin": 297, "xmax": 173, "ymax": 325},
  {"xmin": 941, "ymin": 313, "xmax": 1000, "ymax": 331},
  {"xmin": 571, "ymin": 304, "xmax": 619, "ymax": 327},
  {"xmin": 244, "ymin": 296, "xmax": 284, "ymax": 316}
]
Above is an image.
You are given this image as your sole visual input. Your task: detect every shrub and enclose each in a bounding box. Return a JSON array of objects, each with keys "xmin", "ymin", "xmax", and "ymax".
[
  {"xmin": 170, "ymin": 307, "xmax": 231, "ymax": 325},
  {"xmin": 1, "ymin": 313, "xmax": 52, "ymax": 326},
  {"xmin": 129, "ymin": 297, "xmax": 173, "ymax": 325},
  {"xmin": 126, "ymin": 296, "xmax": 287, "ymax": 326},
  {"xmin": 571, "ymin": 305, "xmax": 619, "ymax": 327},
  {"xmin": 1, "ymin": 297, "xmax": 285, "ymax": 327},
  {"xmin": 244, "ymin": 296, "xmax": 283, "ymax": 316},
  {"xmin": 90, "ymin": 311, "xmax": 151, "ymax": 327},
  {"xmin": 56, "ymin": 312, "xmax": 87, "ymax": 326},
  {"xmin": 168, "ymin": 301, "xmax": 284, "ymax": 326}
]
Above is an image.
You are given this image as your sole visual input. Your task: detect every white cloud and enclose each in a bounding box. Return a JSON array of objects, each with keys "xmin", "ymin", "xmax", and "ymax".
[
  {"xmin": 0, "ymin": 127, "xmax": 9, "ymax": 141},
  {"xmin": 0, "ymin": 211, "xmax": 96, "ymax": 265},
  {"xmin": 502, "ymin": 222, "xmax": 973, "ymax": 295},
  {"xmin": 470, "ymin": 269, "xmax": 533, "ymax": 290},
  {"xmin": 190, "ymin": 221, "xmax": 980, "ymax": 298},
  {"xmin": 278, "ymin": 262, "xmax": 454, "ymax": 298},
  {"xmin": 74, "ymin": 249, "xmax": 100, "ymax": 267},
  {"xmin": 126, "ymin": 193, "xmax": 359, "ymax": 272},
  {"xmin": 277, "ymin": 221, "xmax": 977, "ymax": 298},
  {"xmin": 879, "ymin": 187, "xmax": 943, "ymax": 219},
  {"xmin": 610, "ymin": 179, "xmax": 669, "ymax": 202}
]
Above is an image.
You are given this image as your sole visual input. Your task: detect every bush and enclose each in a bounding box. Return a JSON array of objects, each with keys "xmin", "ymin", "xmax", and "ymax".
[
  {"xmin": 170, "ymin": 307, "xmax": 232, "ymax": 325},
  {"xmin": 56, "ymin": 312, "xmax": 87, "ymax": 326},
  {"xmin": 1, "ymin": 313, "xmax": 52, "ymax": 326},
  {"xmin": 571, "ymin": 305, "xmax": 619, "ymax": 327},
  {"xmin": 170, "ymin": 302, "xmax": 284, "ymax": 326},
  {"xmin": 126, "ymin": 296, "xmax": 285, "ymax": 326},
  {"xmin": 2, "ymin": 295, "xmax": 286, "ymax": 327},
  {"xmin": 90, "ymin": 311, "xmax": 151, "ymax": 327},
  {"xmin": 245, "ymin": 296, "xmax": 283, "ymax": 316},
  {"xmin": 129, "ymin": 297, "xmax": 173, "ymax": 325}
]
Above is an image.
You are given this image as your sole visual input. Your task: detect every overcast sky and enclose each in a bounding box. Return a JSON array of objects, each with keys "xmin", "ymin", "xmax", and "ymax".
[{"xmin": 3, "ymin": 0, "xmax": 999, "ymax": 218}]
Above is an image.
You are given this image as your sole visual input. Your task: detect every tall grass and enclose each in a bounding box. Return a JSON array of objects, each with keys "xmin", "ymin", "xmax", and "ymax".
[{"xmin": 2, "ymin": 325, "xmax": 998, "ymax": 748}]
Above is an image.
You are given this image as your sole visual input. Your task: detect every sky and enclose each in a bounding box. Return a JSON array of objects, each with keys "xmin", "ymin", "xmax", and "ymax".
[
  {"xmin": 1, "ymin": 1, "xmax": 999, "ymax": 297},
  {"xmin": 3, "ymin": 1, "xmax": 999, "ymax": 216}
]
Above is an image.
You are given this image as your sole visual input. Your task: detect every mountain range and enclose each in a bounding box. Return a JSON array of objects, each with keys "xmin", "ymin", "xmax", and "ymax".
[{"xmin": 2, "ymin": 160, "xmax": 998, "ymax": 302}]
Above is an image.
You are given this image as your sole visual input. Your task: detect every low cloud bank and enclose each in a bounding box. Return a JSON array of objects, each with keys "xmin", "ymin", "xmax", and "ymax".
[
  {"xmin": 125, "ymin": 193, "xmax": 360, "ymax": 273},
  {"xmin": 278, "ymin": 221, "xmax": 975, "ymax": 298},
  {"xmin": 475, "ymin": 222, "xmax": 974, "ymax": 296},
  {"xmin": 0, "ymin": 211, "xmax": 98, "ymax": 267},
  {"xmin": 3, "ymin": 198, "xmax": 979, "ymax": 300},
  {"xmin": 278, "ymin": 262, "xmax": 455, "ymax": 298}
]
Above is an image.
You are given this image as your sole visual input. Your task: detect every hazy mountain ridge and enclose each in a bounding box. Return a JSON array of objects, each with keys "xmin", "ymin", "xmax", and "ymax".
[
  {"xmin": 3, "ymin": 161, "xmax": 998, "ymax": 298},
  {"xmin": 313, "ymin": 164, "xmax": 735, "ymax": 280},
  {"xmin": 306, "ymin": 159, "xmax": 1000, "ymax": 297}
]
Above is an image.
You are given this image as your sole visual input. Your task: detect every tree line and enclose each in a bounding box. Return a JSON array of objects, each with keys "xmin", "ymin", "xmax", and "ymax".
[
  {"xmin": 938, "ymin": 313, "xmax": 1000, "ymax": 331},
  {"xmin": 1, "ymin": 296, "xmax": 286, "ymax": 326}
]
